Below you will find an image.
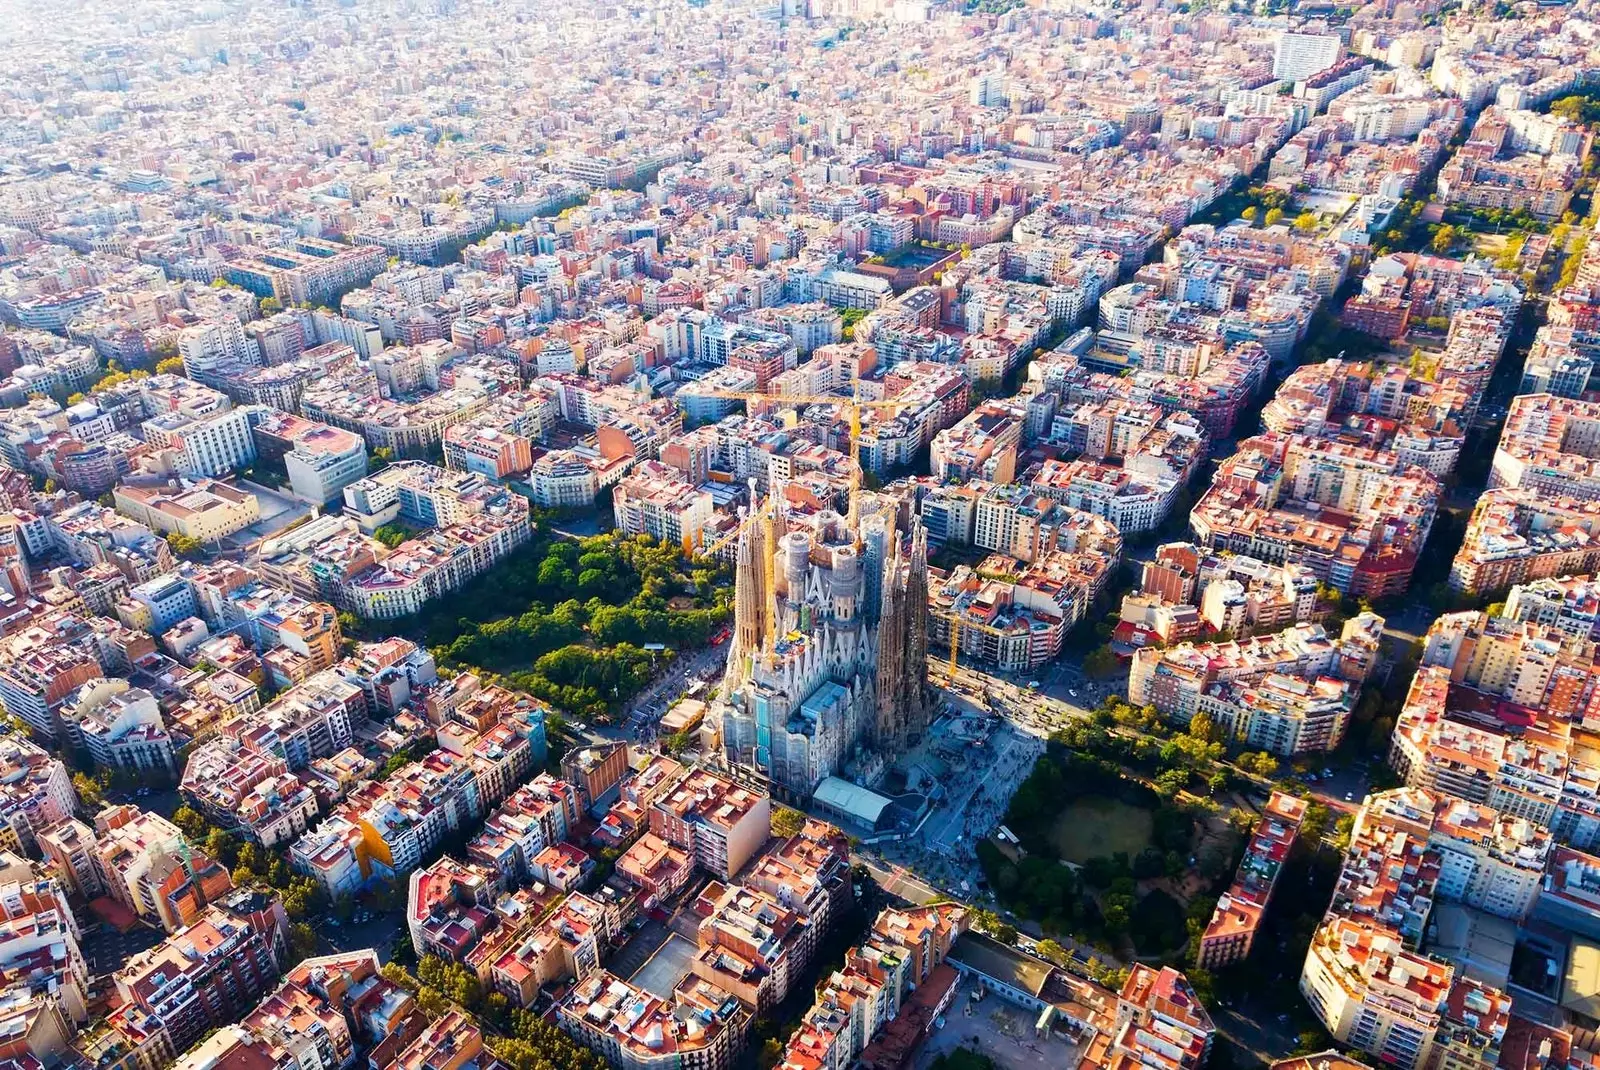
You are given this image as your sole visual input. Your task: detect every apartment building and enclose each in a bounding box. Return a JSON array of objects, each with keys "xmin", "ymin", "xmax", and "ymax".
[
  {"xmin": 1129, "ymin": 614, "xmax": 1384, "ymax": 751},
  {"xmin": 1196, "ymin": 793, "xmax": 1307, "ymax": 970},
  {"xmin": 442, "ymin": 423, "xmax": 534, "ymax": 482},
  {"xmin": 93, "ymin": 804, "xmax": 235, "ymax": 933},
  {"xmin": 287, "ymin": 814, "xmax": 371, "ymax": 900},
  {"xmin": 776, "ymin": 903, "xmax": 970, "ymax": 1070},
  {"xmin": 0, "ymin": 872, "xmax": 90, "ymax": 1028},
  {"xmin": 1450, "ymin": 490, "xmax": 1600, "ymax": 598},
  {"xmin": 113, "ymin": 891, "xmax": 288, "ymax": 1059},
  {"xmin": 556, "ymin": 969, "xmax": 748, "ymax": 1070},
  {"xmin": 238, "ymin": 669, "xmax": 364, "ymax": 770},
  {"xmin": 649, "ymin": 768, "xmax": 771, "ymax": 880},
  {"xmin": 1127, "ymin": 542, "xmax": 1319, "ymax": 639},
  {"xmin": 141, "ymin": 404, "xmax": 259, "ymax": 479},
  {"xmin": 1191, "ymin": 433, "xmax": 1439, "ymax": 598},
  {"xmin": 1300, "ymin": 785, "xmax": 1554, "ymax": 1069},
  {"xmin": 59, "ymin": 677, "xmax": 174, "ymax": 775},
  {"xmin": 406, "ymin": 856, "xmax": 499, "ymax": 963},
  {"xmin": 180, "ymin": 735, "xmax": 320, "ymax": 849},
  {"xmin": 929, "ymin": 541, "xmax": 1120, "ymax": 673},
  {"xmin": 1262, "ymin": 358, "xmax": 1471, "ymax": 477},
  {"xmin": 1437, "ymin": 134, "xmax": 1582, "ymax": 221},
  {"xmin": 692, "ymin": 881, "xmax": 811, "ymax": 1011},
  {"xmin": 281, "ymin": 427, "xmax": 367, "ymax": 506},
  {"xmin": 339, "ymin": 468, "xmax": 532, "ymax": 618},
  {"xmin": 0, "ymin": 739, "xmax": 74, "ymax": 857},
  {"xmin": 467, "ymin": 776, "xmax": 583, "ymax": 888},
  {"xmin": 617, "ymin": 833, "xmax": 693, "ymax": 905},
  {"xmin": 1302, "ymin": 916, "xmax": 1451, "ymax": 1070},
  {"xmin": 930, "ymin": 399, "xmax": 1027, "ymax": 484},
  {"xmin": 1028, "ymin": 457, "xmax": 1178, "ymax": 534},
  {"xmin": 0, "ymin": 614, "xmax": 112, "ymax": 742},
  {"xmin": 1197, "ymin": 672, "xmax": 1358, "ymax": 757},
  {"xmin": 1489, "ymin": 394, "xmax": 1600, "ymax": 503},
  {"xmin": 301, "ymin": 376, "xmax": 489, "ymax": 459},
  {"xmin": 613, "ymin": 461, "xmax": 715, "ymax": 550},
  {"xmin": 220, "ymin": 241, "xmax": 386, "ymax": 308},
  {"xmin": 485, "ymin": 891, "xmax": 613, "ymax": 1005},
  {"xmin": 177, "ymin": 317, "xmax": 256, "ymax": 379}
]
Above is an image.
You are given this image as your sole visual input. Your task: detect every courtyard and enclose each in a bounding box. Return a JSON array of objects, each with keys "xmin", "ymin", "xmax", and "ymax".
[{"xmin": 914, "ymin": 979, "xmax": 1086, "ymax": 1070}]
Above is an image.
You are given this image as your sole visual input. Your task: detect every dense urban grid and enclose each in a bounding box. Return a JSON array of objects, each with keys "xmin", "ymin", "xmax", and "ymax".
[{"xmin": 4, "ymin": 1, "xmax": 1600, "ymax": 1070}]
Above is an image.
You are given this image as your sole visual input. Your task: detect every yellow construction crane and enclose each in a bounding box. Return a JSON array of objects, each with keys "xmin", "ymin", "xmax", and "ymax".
[
  {"xmin": 688, "ymin": 387, "xmax": 912, "ymax": 557},
  {"xmin": 933, "ymin": 609, "xmax": 1020, "ymax": 678}
]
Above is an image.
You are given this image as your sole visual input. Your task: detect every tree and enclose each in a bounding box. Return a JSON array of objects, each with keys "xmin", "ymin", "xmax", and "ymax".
[
  {"xmin": 772, "ymin": 805, "xmax": 807, "ymax": 839},
  {"xmin": 373, "ymin": 524, "xmax": 409, "ymax": 549},
  {"xmin": 1036, "ymin": 938, "xmax": 1068, "ymax": 964},
  {"xmin": 167, "ymin": 533, "xmax": 205, "ymax": 561},
  {"xmin": 260, "ymin": 296, "xmax": 283, "ymax": 314},
  {"xmin": 1367, "ymin": 715, "xmax": 1395, "ymax": 754},
  {"xmin": 1240, "ymin": 206, "xmax": 1258, "ymax": 222},
  {"xmin": 282, "ymin": 878, "xmax": 321, "ymax": 919},
  {"xmin": 1132, "ymin": 846, "xmax": 1166, "ymax": 878},
  {"xmin": 1155, "ymin": 768, "xmax": 1190, "ymax": 798},
  {"xmin": 172, "ymin": 805, "xmax": 207, "ymax": 839},
  {"xmin": 1263, "ymin": 207, "xmax": 1284, "ymax": 227},
  {"xmin": 1293, "ymin": 211, "xmax": 1317, "ymax": 232},
  {"xmin": 155, "ymin": 356, "xmax": 186, "ymax": 376},
  {"xmin": 205, "ymin": 827, "xmax": 237, "ymax": 868},
  {"xmin": 71, "ymin": 773, "xmax": 102, "ymax": 812},
  {"xmin": 1187, "ymin": 710, "xmax": 1217, "ymax": 744},
  {"xmin": 757, "ymin": 1039, "xmax": 785, "ymax": 1070},
  {"xmin": 288, "ymin": 922, "xmax": 317, "ymax": 964},
  {"xmin": 1301, "ymin": 802, "xmax": 1332, "ymax": 844},
  {"xmin": 1083, "ymin": 645, "xmax": 1120, "ymax": 679},
  {"xmin": 415, "ymin": 986, "xmax": 450, "ymax": 1019}
]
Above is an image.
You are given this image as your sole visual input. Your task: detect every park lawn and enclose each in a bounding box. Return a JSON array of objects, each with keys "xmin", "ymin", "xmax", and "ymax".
[{"xmin": 1049, "ymin": 796, "xmax": 1154, "ymax": 863}]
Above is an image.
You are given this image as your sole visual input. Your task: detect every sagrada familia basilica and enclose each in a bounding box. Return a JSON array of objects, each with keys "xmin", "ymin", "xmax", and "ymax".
[{"xmin": 717, "ymin": 496, "xmax": 932, "ymax": 799}]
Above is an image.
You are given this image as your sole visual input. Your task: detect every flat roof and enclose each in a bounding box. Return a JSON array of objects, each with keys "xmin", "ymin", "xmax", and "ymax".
[
  {"xmin": 1563, "ymin": 936, "xmax": 1600, "ymax": 1019},
  {"xmin": 813, "ymin": 776, "xmax": 892, "ymax": 827},
  {"xmin": 947, "ymin": 931, "xmax": 1053, "ymax": 999}
]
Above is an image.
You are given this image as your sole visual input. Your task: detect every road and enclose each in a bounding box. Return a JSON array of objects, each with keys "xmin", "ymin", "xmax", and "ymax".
[
  {"xmin": 618, "ymin": 644, "xmax": 729, "ymax": 726},
  {"xmin": 1212, "ymin": 997, "xmax": 1301, "ymax": 1068},
  {"xmin": 856, "ymin": 856, "xmax": 942, "ymax": 906},
  {"xmin": 103, "ymin": 786, "xmax": 181, "ymax": 820},
  {"xmin": 561, "ymin": 643, "xmax": 730, "ymax": 750}
]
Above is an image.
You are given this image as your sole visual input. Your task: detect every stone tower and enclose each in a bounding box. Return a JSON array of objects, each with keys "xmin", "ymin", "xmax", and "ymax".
[{"xmin": 722, "ymin": 504, "xmax": 769, "ymax": 693}]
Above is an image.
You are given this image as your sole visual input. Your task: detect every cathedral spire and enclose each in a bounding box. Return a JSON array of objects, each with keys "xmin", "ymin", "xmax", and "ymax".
[
  {"xmin": 875, "ymin": 536, "xmax": 909, "ymax": 751},
  {"xmin": 723, "ymin": 503, "xmax": 769, "ymax": 693},
  {"xmin": 904, "ymin": 518, "xmax": 931, "ymax": 739}
]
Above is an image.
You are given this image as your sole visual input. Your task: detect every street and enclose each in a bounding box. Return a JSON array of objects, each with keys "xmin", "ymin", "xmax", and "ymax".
[{"xmin": 855, "ymin": 855, "xmax": 942, "ymax": 906}]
